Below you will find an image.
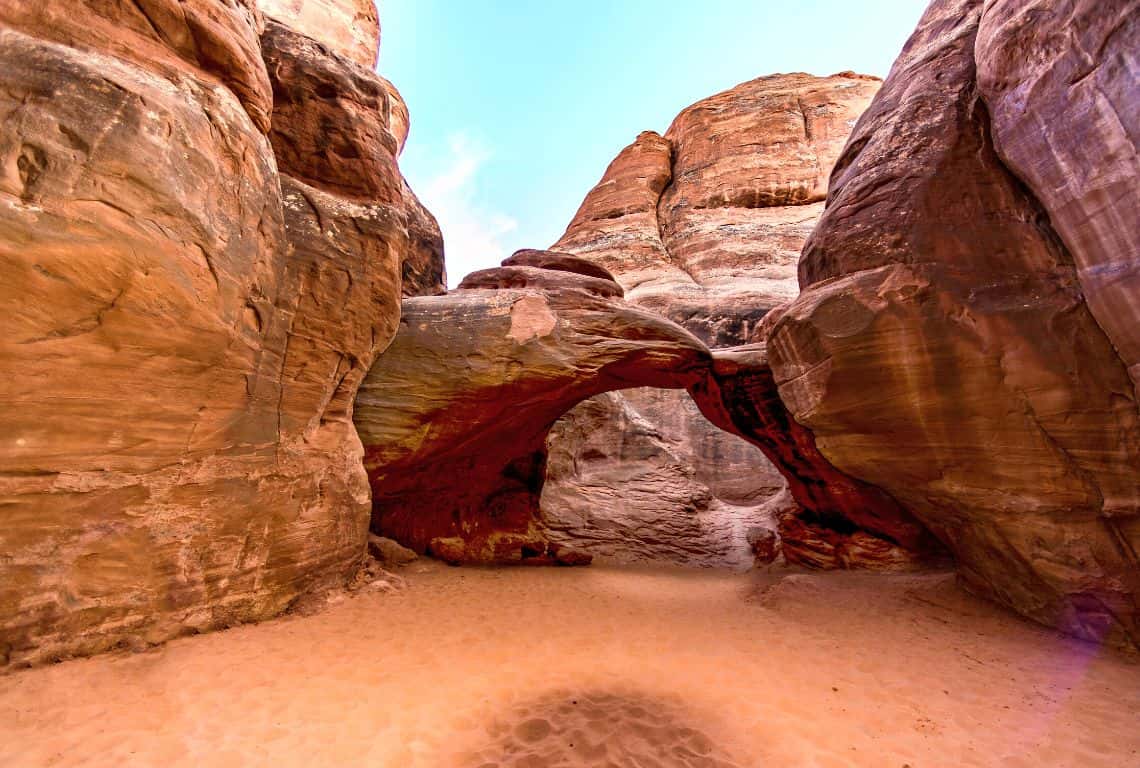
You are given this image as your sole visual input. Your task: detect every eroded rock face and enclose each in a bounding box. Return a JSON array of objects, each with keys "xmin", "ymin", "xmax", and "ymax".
[
  {"xmin": 0, "ymin": 1, "xmax": 435, "ymax": 666},
  {"xmin": 688, "ymin": 347, "xmax": 942, "ymax": 570},
  {"xmin": 0, "ymin": 0, "xmax": 274, "ymax": 133},
  {"xmin": 379, "ymin": 76, "xmax": 410, "ymax": 155},
  {"xmin": 544, "ymin": 74, "xmax": 894, "ymax": 567},
  {"xmin": 976, "ymin": 0, "xmax": 1140, "ymax": 399},
  {"xmin": 769, "ymin": 0, "xmax": 1140, "ymax": 647},
  {"xmin": 257, "ymin": 0, "xmax": 379, "ymax": 68},
  {"xmin": 554, "ymin": 73, "xmax": 880, "ymax": 342},
  {"xmin": 354, "ymin": 255, "xmax": 712, "ymax": 564},
  {"xmin": 259, "ymin": 19, "xmax": 445, "ymax": 298},
  {"xmin": 397, "ymin": 180, "xmax": 447, "ymax": 296},
  {"xmin": 262, "ymin": 19, "xmax": 401, "ymax": 203},
  {"xmin": 542, "ymin": 392, "xmax": 781, "ymax": 568}
]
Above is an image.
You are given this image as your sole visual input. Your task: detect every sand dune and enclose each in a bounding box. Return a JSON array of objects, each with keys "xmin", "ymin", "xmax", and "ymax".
[{"xmin": 1, "ymin": 565, "xmax": 1137, "ymax": 767}]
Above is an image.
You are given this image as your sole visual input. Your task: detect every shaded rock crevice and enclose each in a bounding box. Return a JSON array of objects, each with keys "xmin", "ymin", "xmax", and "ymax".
[
  {"xmin": 649, "ymin": 135, "xmax": 700, "ymax": 287},
  {"xmin": 687, "ymin": 346, "xmax": 945, "ymax": 570}
]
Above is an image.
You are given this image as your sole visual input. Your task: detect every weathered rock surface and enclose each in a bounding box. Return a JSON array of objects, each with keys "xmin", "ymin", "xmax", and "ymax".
[
  {"xmin": 458, "ymin": 264, "xmax": 624, "ymax": 299},
  {"xmin": 354, "ymin": 254, "xmax": 712, "ymax": 564},
  {"xmin": 257, "ymin": 0, "xmax": 379, "ymax": 68},
  {"xmin": 769, "ymin": 0, "xmax": 1140, "ymax": 647},
  {"xmin": 380, "ymin": 75, "xmax": 410, "ymax": 155},
  {"xmin": 0, "ymin": 1, "xmax": 435, "ymax": 666},
  {"xmin": 976, "ymin": 0, "xmax": 1140, "ymax": 400},
  {"xmin": 503, "ymin": 249, "xmax": 619, "ymax": 283},
  {"xmin": 259, "ymin": 19, "xmax": 444, "ymax": 298},
  {"xmin": 688, "ymin": 347, "xmax": 942, "ymax": 570},
  {"xmin": 542, "ymin": 392, "xmax": 779, "ymax": 568},
  {"xmin": 397, "ymin": 180, "xmax": 447, "ymax": 296},
  {"xmin": 257, "ymin": 0, "xmax": 409, "ymax": 158},
  {"xmin": 0, "ymin": 0, "xmax": 274, "ymax": 133},
  {"xmin": 257, "ymin": 0, "xmax": 405, "ymax": 158},
  {"xmin": 544, "ymin": 73, "xmax": 891, "ymax": 566},
  {"xmin": 554, "ymin": 72, "xmax": 880, "ymax": 343},
  {"xmin": 262, "ymin": 18, "xmax": 401, "ymax": 202}
]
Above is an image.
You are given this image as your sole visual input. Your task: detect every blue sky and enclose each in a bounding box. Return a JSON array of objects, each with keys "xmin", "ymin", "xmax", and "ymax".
[{"xmin": 378, "ymin": 1, "xmax": 928, "ymax": 286}]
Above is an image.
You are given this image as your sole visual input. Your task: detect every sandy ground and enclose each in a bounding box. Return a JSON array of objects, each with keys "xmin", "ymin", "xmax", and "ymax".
[{"xmin": 1, "ymin": 564, "xmax": 1137, "ymax": 768}]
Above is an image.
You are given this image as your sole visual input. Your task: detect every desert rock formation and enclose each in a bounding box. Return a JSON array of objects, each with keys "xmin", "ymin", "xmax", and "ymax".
[
  {"xmin": 553, "ymin": 72, "xmax": 880, "ymax": 341},
  {"xmin": 257, "ymin": 0, "xmax": 379, "ymax": 68},
  {"xmin": 260, "ymin": 18, "xmax": 444, "ymax": 296},
  {"xmin": 543, "ymin": 74, "xmax": 896, "ymax": 567},
  {"xmin": 769, "ymin": 0, "xmax": 1140, "ymax": 647},
  {"xmin": 977, "ymin": 0, "xmax": 1140, "ymax": 400},
  {"xmin": 0, "ymin": 0, "xmax": 438, "ymax": 666},
  {"xmin": 687, "ymin": 346, "xmax": 943, "ymax": 570},
  {"xmin": 543, "ymin": 391, "xmax": 784, "ymax": 569},
  {"xmin": 1, "ymin": 0, "xmax": 1136, "ymax": 669},
  {"xmin": 354, "ymin": 255, "xmax": 712, "ymax": 564},
  {"xmin": 256, "ymin": 1, "xmax": 412, "ymax": 162}
]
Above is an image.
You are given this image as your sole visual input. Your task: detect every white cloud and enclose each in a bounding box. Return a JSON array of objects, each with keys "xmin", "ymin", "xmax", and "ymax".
[{"xmin": 418, "ymin": 134, "xmax": 517, "ymax": 288}]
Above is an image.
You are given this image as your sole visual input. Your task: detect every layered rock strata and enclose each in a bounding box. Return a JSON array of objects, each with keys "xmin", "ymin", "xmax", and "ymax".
[
  {"xmin": 354, "ymin": 254, "xmax": 712, "ymax": 564},
  {"xmin": 769, "ymin": 0, "xmax": 1140, "ymax": 647},
  {"xmin": 553, "ymin": 72, "xmax": 880, "ymax": 340},
  {"xmin": 0, "ymin": 0, "xmax": 437, "ymax": 666},
  {"xmin": 544, "ymin": 74, "xmax": 900, "ymax": 567}
]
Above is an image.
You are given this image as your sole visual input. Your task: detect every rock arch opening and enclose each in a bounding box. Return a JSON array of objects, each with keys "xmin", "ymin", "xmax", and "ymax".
[{"xmin": 353, "ymin": 250, "xmax": 941, "ymax": 571}]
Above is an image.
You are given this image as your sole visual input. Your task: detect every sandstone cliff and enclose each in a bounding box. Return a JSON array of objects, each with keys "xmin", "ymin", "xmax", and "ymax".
[
  {"xmin": 553, "ymin": 72, "xmax": 880, "ymax": 341},
  {"xmin": 543, "ymin": 390, "xmax": 785, "ymax": 569},
  {"xmin": 542, "ymin": 73, "xmax": 930, "ymax": 568},
  {"xmin": 258, "ymin": 0, "xmax": 379, "ymax": 68},
  {"xmin": 769, "ymin": 0, "xmax": 1140, "ymax": 648},
  {"xmin": 0, "ymin": 0, "xmax": 440, "ymax": 667}
]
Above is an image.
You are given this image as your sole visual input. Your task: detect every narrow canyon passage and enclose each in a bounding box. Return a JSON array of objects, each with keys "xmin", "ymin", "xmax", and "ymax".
[
  {"xmin": 2, "ymin": 565, "xmax": 1136, "ymax": 768},
  {"xmin": 0, "ymin": 1, "xmax": 1137, "ymax": 765}
]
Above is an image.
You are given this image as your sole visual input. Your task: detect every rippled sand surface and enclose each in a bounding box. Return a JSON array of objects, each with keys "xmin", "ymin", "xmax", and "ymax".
[{"xmin": 1, "ymin": 564, "xmax": 1137, "ymax": 767}]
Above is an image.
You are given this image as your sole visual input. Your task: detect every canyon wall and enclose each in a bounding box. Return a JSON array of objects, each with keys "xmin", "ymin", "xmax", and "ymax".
[
  {"xmin": 1, "ymin": 0, "xmax": 1135, "ymax": 664},
  {"xmin": 541, "ymin": 74, "xmax": 934, "ymax": 568},
  {"xmin": 543, "ymin": 389, "xmax": 786, "ymax": 569},
  {"xmin": 552, "ymin": 73, "xmax": 881, "ymax": 343},
  {"xmin": 0, "ymin": 0, "xmax": 440, "ymax": 667},
  {"xmin": 258, "ymin": 0, "xmax": 379, "ymax": 68},
  {"xmin": 768, "ymin": 0, "xmax": 1140, "ymax": 648}
]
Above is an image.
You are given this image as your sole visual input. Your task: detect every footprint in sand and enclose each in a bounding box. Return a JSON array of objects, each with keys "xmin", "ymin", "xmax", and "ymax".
[{"xmin": 457, "ymin": 689, "xmax": 743, "ymax": 767}]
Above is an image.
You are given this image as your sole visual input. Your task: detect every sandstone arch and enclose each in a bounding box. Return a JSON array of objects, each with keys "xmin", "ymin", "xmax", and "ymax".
[{"xmin": 354, "ymin": 253, "xmax": 935, "ymax": 567}]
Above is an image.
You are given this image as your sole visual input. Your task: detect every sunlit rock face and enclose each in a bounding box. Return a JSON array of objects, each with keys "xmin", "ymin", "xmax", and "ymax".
[
  {"xmin": 256, "ymin": 1, "xmax": 412, "ymax": 161},
  {"xmin": 257, "ymin": 0, "xmax": 379, "ymax": 68},
  {"xmin": 0, "ymin": 0, "xmax": 437, "ymax": 666},
  {"xmin": 769, "ymin": 0, "xmax": 1140, "ymax": 648},
  {"xmin": 259, "ymin": 18, "xmax": 444, "ymax": 298},
  {"xmin": 354, "ymin": 254, "xmax": 712, "ymax": 565},
  {"xmin": 543, "ymin": 73, "xmax": 913, "ymax": 567},
  {"xmin": 553, "ymin": 72, "xmax": 881, "ymax": 337}
]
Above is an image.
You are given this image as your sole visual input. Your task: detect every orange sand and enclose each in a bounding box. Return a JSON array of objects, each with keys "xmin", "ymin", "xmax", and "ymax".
[{"xmin": 1, "ymin": 564, "xmax": 1137, "ymax": 767}]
